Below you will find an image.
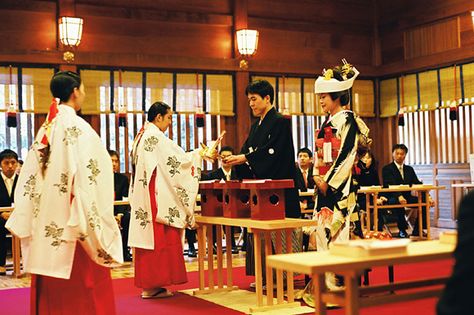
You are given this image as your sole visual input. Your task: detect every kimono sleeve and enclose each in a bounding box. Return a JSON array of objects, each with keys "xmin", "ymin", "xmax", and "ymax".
[{"xmin": 325, "ymin": 118, "xmax": 358, "ymax": 191}]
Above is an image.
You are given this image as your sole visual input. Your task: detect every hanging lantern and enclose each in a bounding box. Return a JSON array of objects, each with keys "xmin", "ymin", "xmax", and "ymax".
[
  {"xmin": 449, "ymin": 65, "xmax": 458, "ymax": 121},
  {"xmin": 6, "ymin": 103, "xmax": 17, "ymax": 128},
  {"xmin": 195, "ymin": 74, "xmax": 205, "ymax": 128},
  {"xmin": 236, "ymin": 29, "xmax": 259, "ymax": 70},
  {"xmin": 397, "ymin": 107, "xmax": 405, "ymax": 127},
  {"xmin": 117, "ymin": 71, "xmax": 127, "ymax": 127},
  {"xmin": 280, "ymin": 76, "xmax": 291, "ymax": 119},
  {"xmin": 58, "ymin": 17, "xmax": 84, "ymax": 63},
  {"xmin": 118, "ymin": 104, "xmax": 127, "ymax": 127},
  {"xmin": 449, "ymin": 101, "xmax": 458, "ymax": 121},
  {"xmin": 6, "ymin": 67, "xmax": 17, "ymax": 128},
  {"xmin": 398, "ymin": 76, "xmax": 405, "ymax": 127}
]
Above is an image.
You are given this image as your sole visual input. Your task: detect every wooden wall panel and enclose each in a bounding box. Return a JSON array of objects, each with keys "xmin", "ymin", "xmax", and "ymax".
[{"xmin": 378, "ymin": 0, "xmax": 474, "ymax": 75}]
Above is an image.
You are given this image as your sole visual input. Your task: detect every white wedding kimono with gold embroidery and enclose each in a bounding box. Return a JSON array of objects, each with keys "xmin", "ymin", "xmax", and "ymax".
[
  {"xmin": 6, "ymin": 105, "xmax": 123, "ymax": 279},
  {"xmin": 128, "ymin": 122, "xmax": 202, "ymax": 250}
]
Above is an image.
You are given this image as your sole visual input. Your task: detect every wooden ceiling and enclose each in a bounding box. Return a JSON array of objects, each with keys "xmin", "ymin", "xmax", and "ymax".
[{"xmin": 0, "ymin": 0, "xmax": 473, "ymax": 77}]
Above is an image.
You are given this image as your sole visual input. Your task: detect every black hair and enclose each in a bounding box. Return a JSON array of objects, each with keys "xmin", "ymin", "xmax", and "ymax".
[
  {"xmin": 245, "ymin": 80, "xmax": 274, "ymax": 105},
  {"xmin": 329, "ymin": 90, "xmax": 350, "ymax": 106},
  {"xmin": 108, "ymin": 149, "xmax": 119, "ymax": 159},
  {"xmin": 50, "ymin": 71, "xmax": 82, "ymax": 103},
  {"xmin": 392, "ymin": 143, "xmax": 408, "ymax": 154},
  {"xmin": 0, "ymin": 149, "xmax": 18, "ymax": 163},
  {"xmin": 148, "ymin": 101, "xmax": 171, "ymax": 122},
  {"xmin": 297, "ymin": 147, "xmax": 313, "ymax": 158},
  {"xmin": 219, "ymin": 146, "xmax": 234, "ymax": 154}
]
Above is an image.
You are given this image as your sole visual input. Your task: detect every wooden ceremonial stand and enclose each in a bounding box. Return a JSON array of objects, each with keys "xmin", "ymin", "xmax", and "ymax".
[
  {"xmin": 194, "ymin": 179, "xmax": 316, "ymax": 313},
  {"xmin": 194, "ymin": 216, "xmax": 316, "ymax": 313}
]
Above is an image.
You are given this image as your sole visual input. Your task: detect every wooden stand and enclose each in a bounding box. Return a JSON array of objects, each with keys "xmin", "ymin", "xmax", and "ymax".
[
  {"xmin": 241, "ymin": 179, "xmax": 294, "ymax": 220},
  {"xmin": 199, "ymin": 180, "xmax": 223, "ymax": 216},
  {"xmin": 220, "ymin": 181, "xmax": 250, "ymax": 218},
  {"xmin": 194, "ymin": 216, "xmax": 316, "ymax": 313}
]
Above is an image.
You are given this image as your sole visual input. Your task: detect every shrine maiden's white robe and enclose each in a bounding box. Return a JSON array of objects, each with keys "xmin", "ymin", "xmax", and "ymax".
[
  {"xmin": 128, "ymin": 122, "xmax": 202, "ymax": 250},
  {"xmin": 6, "ymin": 104, "xmax": 123, "ymax": 279}
]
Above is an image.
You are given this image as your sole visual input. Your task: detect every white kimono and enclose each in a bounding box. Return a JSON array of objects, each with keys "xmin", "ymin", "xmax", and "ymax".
[
  {"xmin": 128, "ymin": 122, "xmax": 202, "ymax": 250},
  {"xmin": 6, "ymin": 104, "xmax": 123, "ymax": 279}
]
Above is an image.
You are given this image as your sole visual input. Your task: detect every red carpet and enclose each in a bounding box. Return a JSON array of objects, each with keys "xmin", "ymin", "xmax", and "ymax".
[{"xmin": 0, "ymin": 259, "xmax": 454, "ymax": 315}]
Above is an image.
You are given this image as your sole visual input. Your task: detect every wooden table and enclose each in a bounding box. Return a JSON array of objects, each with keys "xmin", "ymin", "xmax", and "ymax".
[
  {"xmin": 194, "ymin": 216, "xmax": 316, "ymax": 313},
  {"xmin": 358, "ymin": 185, "xmax": 445, "ymax": 239},
  {"xmin": 267, "ymin": 240, "xmax": 455, "ymax": 315}
]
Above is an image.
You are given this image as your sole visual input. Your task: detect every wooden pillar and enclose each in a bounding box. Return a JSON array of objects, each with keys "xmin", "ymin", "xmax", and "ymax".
[{"xmin": 233, "ymin": 0, "xmax": 252, "ymax": 150}]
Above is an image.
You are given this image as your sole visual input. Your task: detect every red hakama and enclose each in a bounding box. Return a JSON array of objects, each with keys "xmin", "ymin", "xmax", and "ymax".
[
  {"xmin": 134, "ymin": 170, "xmax": 187, "ymax": 289},
  {"xmin": 30, "ymin": 244, "xmax": 116, "ymax": 315}
]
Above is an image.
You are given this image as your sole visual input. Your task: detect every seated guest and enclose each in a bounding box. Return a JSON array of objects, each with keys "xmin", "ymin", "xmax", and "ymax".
[
  {"xmin": 355, "ymin": 151, "xmax": 387, "ymax": 230},
  {"xmin": 201, "ymin": 146, "xmax": 239, "ymax": 254},
  {"xmin": 108, "ymin": 150, "xmax": 132, "ymax": 262},
  {"xmin": 0, "ymin": 149, "xmax": 19, "ymax": 275},
  {"xmin": 295, "ymin": 147, "xmax": 316, "ymax": 211},
  {"xmin": 437, "ymin": 191, "xmax": 474, "ymax": 315},
  {"xmin": 382, "ymin": 144, "xmax": 434, "ymax": 238}
]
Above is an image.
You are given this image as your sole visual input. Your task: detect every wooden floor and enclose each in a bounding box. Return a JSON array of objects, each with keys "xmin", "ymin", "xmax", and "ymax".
[{"xmin": 0, "ymin": 227, "xmax": 450, "ymax": 290}]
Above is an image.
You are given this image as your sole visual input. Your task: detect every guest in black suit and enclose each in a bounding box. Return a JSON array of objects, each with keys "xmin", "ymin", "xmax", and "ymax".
[
  {"xmin": 0, "ymin": 149, "xmax": 19, "ymax": 274},
  {"xmin": 295, "ymin": 147, "xmax": 316, "ymax": 211},
  {"xmin": 108, "ymin": 150, "xmax": 131, "ymax": 261},
  {"xmin": 381, "ymin": 144, "xmax": 434, "ymax": 238},
  {"xmin": 201, "ymin": 146, "xmax": 240, "ymax": 254},
  {"xmin": 437, "ymin": 191, "xmax": 474, "ymax": 315}
]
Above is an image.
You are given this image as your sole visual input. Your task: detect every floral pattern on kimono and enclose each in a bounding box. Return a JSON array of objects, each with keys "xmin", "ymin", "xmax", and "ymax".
[
  {"xmin": 6, "ymin": 104, "xmax": 123, "ymax": 279},
  {"xmin": 128, "ymin": 122, "xmax": 202, "ymax": 250}
]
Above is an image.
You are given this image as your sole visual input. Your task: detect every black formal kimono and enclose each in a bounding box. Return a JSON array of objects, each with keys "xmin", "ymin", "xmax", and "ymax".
[
  {"xmin": 235, "ymin": 107, "xmax": 300, "ymax": 278},
  {"xmin": 0, "ymin": 173, "xmax": 18, "ymax": 267},
  {"xmin": 235, "ymin": 107, "xmax": 300, "ymax": 218}
]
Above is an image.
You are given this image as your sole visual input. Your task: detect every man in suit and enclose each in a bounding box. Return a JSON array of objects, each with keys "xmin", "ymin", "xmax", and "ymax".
[
  {"xmin": 295, "ymin": 147, "xmax": 316, "ymax": 211},
  {"xmin": 437, "ymin": 191, "xmax": 474, "ymax": 315},
  {"xmin": 108, "ymin": 150, "xmax": 132, "ymax": 261},
  {"xmin": 0, "ymin": 149, "xmax": 19, "ymax": 275},
  {"xmin": 382, "ymin": 144, "xmax": 434, "ymax": 238},
  {"xmin": 201, "ymin": 146, "xmax": 240, "ymax": 254}
]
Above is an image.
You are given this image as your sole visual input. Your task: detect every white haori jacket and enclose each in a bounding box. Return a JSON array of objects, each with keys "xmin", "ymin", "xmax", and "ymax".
[
  {"xmin": 129, "ymin": 122, "xmax": 202, "ymax": 250},
  {"xmin": 6, "ymin": 104, "xmax": 123, "ymax": 279}
]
